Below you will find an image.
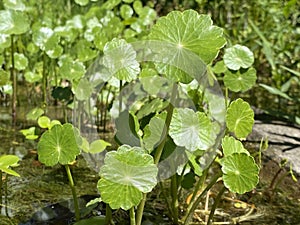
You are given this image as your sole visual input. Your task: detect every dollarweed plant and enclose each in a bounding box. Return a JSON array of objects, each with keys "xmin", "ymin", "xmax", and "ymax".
[{"xmin": 2, "ymin": 0, "xmax": 262, "ymax": 224}]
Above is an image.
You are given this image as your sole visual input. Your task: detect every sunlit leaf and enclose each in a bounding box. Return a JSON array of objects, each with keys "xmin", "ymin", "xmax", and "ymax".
[
  {"xmin": 45, "ymin": 34, "xmax": 63, "ymax": 58},
  {"xmin": 75, "ymin": 39, "xmax": 98, "ymax": 62},
  {"xmin": 148, "ymin": 10, "xmax": 226, "ymax": 64},
  {"xmin": 226, "ymin": 98, "xmax": 254, "ymax": 139},
  {"xmin": 74, "ymin": 0, "xmax": 89, "ymax": 6},
  {"xmin": 103, "ymin": 38, "xmax": 140, "ymax": 82},
  {"xmin": 221, "ymin": 153, "xmax": 259, "ymax": 194},
  {"xmin": 221, "ymin": 136, "xmax": 249, "ymax": 156},
  {"xmin": 32, "ymin": 27, "xmax": 54, "ymax": 50},
  {"xmin": 0, "ymin": 10, "xmax": 29, "ymax": 35},
  {"xmin": 37, "ymin": 123, "xmax": 80, "ymax": 166},
  {"xmin": 89, "ymin": 140, "xmax": 111, "ymax": 153},
  {"xmin": 59, "ymin": 56, "xmax": 86, "ymax": 81},
  {"xmin": 120, "ymin": 4, "xmax": 133, "ymax": 19},
  {"xmin": 14, "ymin": 53, "xmax": 28, "ymax": 70},
  {"xmin": 212, "ymin": 61, "xmax": 226, "ymax": 74},
  {"xmin": 0, "ymin": 155, "xmax": 20, "ymax": 177},
  {"xmin": 259, "ymin": 84, "xmax": 293, "ymax": 100},
  {"xmin": 169, "ymin": 108, "xmax": 215, "ymax": 151},
  {"xmin": 3, "ymin": 0, "xmax": 26, "ymax": 11},
  {"xmin": 98, "ymin": 145, "xmax": 158, "ymax": 210},
  {"xmin": 24, "ymin": 71, "xmax": 42, "ymax": 83},
  {"xmin": 223, "ymin": 67, "xmax": 256, "ymax": 92},
  {"xmin": 0, "ymin": 34, "xmax": 11, "ymax": 49},
  {"xmin": 38, "ymin": 116, "xmax": 51, "ymax": 129},
  {"xmin": 101, "ymin": 0, "xmax": 121, "ymax": 10},
  {"xmin": 224, "ymin": 45, "xmax": 254, "ymax": 70}
]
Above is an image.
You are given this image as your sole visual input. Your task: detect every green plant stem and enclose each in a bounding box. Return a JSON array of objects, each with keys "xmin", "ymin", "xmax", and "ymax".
[
  {"xmin": 5, "ymin": 174, "xmax": 9, "ymax": 217},
  {"xmin": 154, "ymin": 83, "xmax": 177, "ymax": 164},
  {"xmin": 64, "ymin": 165, "xmax": 80, "ymax": 221},
  {"xmin": 42, "ymin": 53, "xmax": 47, "ymax": 110},
  {"xmin": 189, "ymin": 167, "xmax": 209, "ymax": 206},
  {"xmin": 105, "ymin": 205, "xmax": 113, "ymax": 225},
  {"xmin": 136, "ymin": 83, "xmax": 178, "ymax": 225},
  {"xmin": 130, "ymin": 207, "xmax": 136, "ymax": 225},
  {"xmin": 136, "ymin": 193, "xmax": 147, "ymax": 225},
  {"xmin": 182, "ymin": 171, "xmax": 222, "ymax": 225},
  {"xmin": 171, "ymin": 174, "xmax": 179, "ymax": 224},
  {"xmin": 119, "ymin": 80, "xmax": 122, "ymax": 113},
  {"xmin": 0, "ymin": 170, "xmax": 2, "ymax": 212},
  {"xmin": 206, "ymin": 185, "xmax": 226, "ymax": 225},
  {"xmin": 10, "ymin": 34, "xmax": 16, "ymax": 127}
]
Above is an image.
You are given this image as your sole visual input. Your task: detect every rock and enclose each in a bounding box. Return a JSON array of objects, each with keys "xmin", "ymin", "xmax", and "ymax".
[{"xmin": 248, "ymin": 119, "xmax": 300, "ymax": 175}]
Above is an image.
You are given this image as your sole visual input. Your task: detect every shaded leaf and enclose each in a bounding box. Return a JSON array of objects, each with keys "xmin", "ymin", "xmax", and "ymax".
[{"xmin": 224, "ymin": 67, "xmax": 256, "ymax": 92}]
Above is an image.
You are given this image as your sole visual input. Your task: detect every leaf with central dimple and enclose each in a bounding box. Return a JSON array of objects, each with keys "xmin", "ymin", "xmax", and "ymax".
[
  {"xmin": 224, "ymin": 67, "xmax": 256, "ymax": 92},
  {"xmin": 148, "ymin": 10, "xmax": 226, "ymax": 64},
  {"xmin": 169, "ymin": 108, "xmax": 215, "ymax": 151},
  {"xmin": 103, "ymin": 38, "xmax": 140, "ymax": 82},
  {"xmin": 98, "ymin": 145, "xmax": 158, "ymax": 210},
  {"xmin": 224, "ymin": 45, "xmax": 254, "ymax": 70},
  {"xmin": 221, "ymin": 153, "xmax": 259, "ymax": 194},
  {"xmin": 0, "ymin": 10, "xmax": 29, "ymax": 35},
  {"xmin": 37, "ymin": 123, "xmax": 80, "ymax": 166},
  {"xmin": 226, "ymin": 98, "xmax": 254, "ymax": 139}
]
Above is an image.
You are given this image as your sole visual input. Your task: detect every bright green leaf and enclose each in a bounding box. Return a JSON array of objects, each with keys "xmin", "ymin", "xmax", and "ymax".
[
  {"xmin": 14, "ymin": 53, "xmax": 28, "ymax": 70},
  {"xmin": 38, "ymin": 116, "xmax": 51, "ymax": 129},
  {"xmin": 37, "ymin": 123, "xmax": 80, "ymax": 166},
  {"xmin": 148, "ymin": 10, "xmax": 226, "ymax": 64},
  {"xmin": 32, "ymin": 27, "xmax": 54, "ymax": 50},
  {"xmin": 59, "ymin": 56, "xmax": 86, "ymax": 81},
  {"xmin": 0, "ymin": 155, "xmax": 20, "ymax": 177},
  {"xmin": 98, "ymin": 145, "xmax": 158, "ymax": 210},
  {"xmin": 221, "ymin": 153, "xmax": 259, "ymax": 194},
  {"xmin": 74, "ymin": 0, "xmax": 89, "ymax": 6},
  {"xmin": 101, "ymin": 0, "xmax": 121, "ymax": 10},
  {"xmin": 0, "ymin": 10, "xmax": 29, "ymax": 35},
  {"xmin": 103, "ymin": 38, "xmax": 140, "ymax": 82},
  {"xmin": 169, "ymin": 108, "xmax": 216, "ymax": 151},
  {"xmin": 0, "ymin": 34, "xmax": 11, "ymax": 49},
  {"xmin": 120, "ymin": 4, "xmax": 133, "ymax": 20},
  {"xmin": 259, "ymin": 84, "xmax": 293, "ymax": 101},
  {"xmin": 226, "ymin": 98, "xmax": 254, "ymax": 139},
  {"xmin": 224, "ymin": 45, "xmax": 254, "ymax": 70},
  {"xmin": 221, "ymin": 136, "xmax": 249, "ymax": 156},
  {"xmin": 223, "ymin": 67, "xmax": 257, "ymax": 92},
  {"xmin": 74, "ymin": 78, "xmax": 94, "ymax": 101},
  {"xmin": 3, "ymin": 0, "xmax": 26, "ymax": 11},
  {"xmin": 24, "ymin": 71, "xmax": 42, "ymax": 83},
  {"xmin": 89, "ymin": 140, "xmax": 111, "ymax": 153}
]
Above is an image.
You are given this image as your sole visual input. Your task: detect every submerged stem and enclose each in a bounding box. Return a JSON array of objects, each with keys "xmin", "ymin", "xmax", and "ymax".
[
  {"xmin": 130, "ymin": 207, "xmax": 136, "ymax": 225},
  {"xmin": 64, "ymin": 165, "xmax": 80, "ymax": 221}
]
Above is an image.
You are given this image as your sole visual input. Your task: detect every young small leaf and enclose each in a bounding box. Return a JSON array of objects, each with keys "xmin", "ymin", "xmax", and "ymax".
[
  {"xmin": 224, "ymin": 67, "xmax": 257, "ymax": 92},
  {"xmin": 224, "ymin": 45, "xmax": 254, "ymax": 70}
]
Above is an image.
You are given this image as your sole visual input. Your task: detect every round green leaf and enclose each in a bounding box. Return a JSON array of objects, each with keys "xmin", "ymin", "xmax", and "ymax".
[
  {"xmin": 24, "ymin": 71, "xmax": 42, "ymax": 83},
  {"xmin": 59, "ymin": 56, "xmax": 86, "ymax": 81},
  {"xmin": 223, "ymin": 67, "xmax": 256, "ymax": 92},
  {"xmin": 14, "ymin": 53, "xmax": 28, "ymax": 70},
  {"xmin": 221, "ymin": 136, "xmax": 249, "ymax": 157},
  {"xmin": 33, "ymin": 27, "xmax": 54, "ymax": 50},
  {"xmin": 226, "ymin": 98, "xmax": 254, "ymax": 139},
  {"xmin": 75, "ymin": 39, "xmax": 98, "ymax": 62},
  {"xmin": 0, "ymin": 155, "xmax": 20, "ymax": 177},
  {"xmin": 0, "ymin": 34, "xmax": 11, "ymax": 49},
  {"xmin": 224, "ymin": 45, "xmax": 254, "ymax": 70},
  {"xmin": 38, "ymin": 116, "xmax": 51, "ymax": 129},
  {"xmin": 74, "ymin": 78, "xmax": 94, "ymax": 101},
  {"xmin": 103, "ymin": 38, "xmax": 140, "ymax": 82},
  {"xmin": 169, "ymin": 108, "xmax": 216, "ymax": 151},
  {"xmin": 89, "ymin": 140, "xmax": 111, "ymax": 153},
  {"xmin": 45, "ymin": 34, "xmax": 63, "ymax": 58},
  {"xmin": 221, "ymin": 153, "xmax": 259, "ymax": 194},
  {"xmin": 120, "ymin": 4, "xmax": 133, "ymax": 20},
  {"xmin": 0, "ymin": 10, "xmax": 29, "ymax": 35},
  {"xmin": 148, "ymin": 10, "xmax": 226, "ymax": 64},
  {"xmin": 37, "ymin": 123, "xmax": 80, "ymax": 166},
  {"xmin": 98, "ymin": 145, "xmax": 158, "ymax": 210}
]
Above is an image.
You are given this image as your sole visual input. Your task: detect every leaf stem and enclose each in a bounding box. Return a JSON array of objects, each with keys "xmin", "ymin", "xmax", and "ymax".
[
  {"xmin": 130, "ymin": 207, "xmax": 136, "ymax": 225},
  {"xmin": 171, "ymin": 174, "xmax": 179, "ymax": 224},
  {"xmin": 64, "ymin": 165, "xmax": 80, "ymax": 221},
  {"xmin": 42, "ymin": 52, "xmax": 47, "ymax": 110},
  {"xmin": 182, "ymin": 171, "xmax": 222, "ymax": 225},
  {"xmin": 105, "ymin": 205, "xmax": 113, "ymax": 225},
  {"xmin": 0, "ymin": 170, "xmax": 2, "ymax": 213},
  {"xmin": 10, "ymin": 34, "xmax": 16, "ymax": 127},
  {"xmin": 206, "ymin": 185, "xmax": 226, "ymax": 225},
  {"xmin": 136, "ymin": 193, "xmax": 147, "ymax": 225}
]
